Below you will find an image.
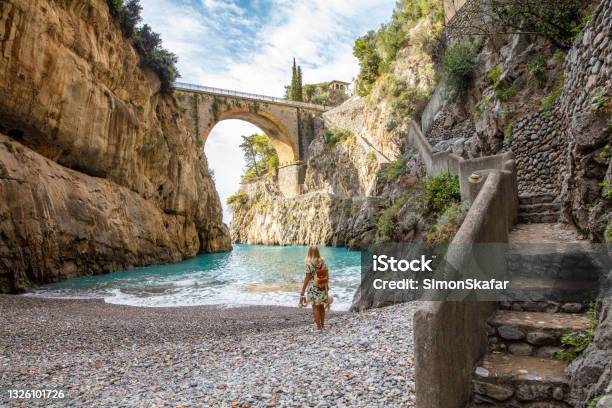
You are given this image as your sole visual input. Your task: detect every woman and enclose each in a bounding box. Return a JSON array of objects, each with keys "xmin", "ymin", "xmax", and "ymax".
[{"xmin": 299, "ymin": 246, "xmax": 329, "ymax": 330}]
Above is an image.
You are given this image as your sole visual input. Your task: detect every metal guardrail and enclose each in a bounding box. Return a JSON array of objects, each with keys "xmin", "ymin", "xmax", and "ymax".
[{"xmin": 174, "ymin": 82, "xmax": 328, "ymax": 111}]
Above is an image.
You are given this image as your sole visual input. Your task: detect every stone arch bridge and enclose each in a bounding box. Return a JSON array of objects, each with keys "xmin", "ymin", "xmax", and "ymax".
[{"xmin": 174, "ymin": 82, "xmax": 328, "ymax": 197}]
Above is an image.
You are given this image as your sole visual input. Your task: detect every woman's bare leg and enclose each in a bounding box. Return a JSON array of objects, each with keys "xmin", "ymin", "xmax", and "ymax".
[
  {"xmin": 313, "ymin": 305, "xmax": 324, "ymax": 330},
  {"xmin": 312, "ymin": 306, "xmax": 321, "ymax": 329},
  {"xmin": 320, "ymin": 305, "xmax": 326, "ymax": 329}
]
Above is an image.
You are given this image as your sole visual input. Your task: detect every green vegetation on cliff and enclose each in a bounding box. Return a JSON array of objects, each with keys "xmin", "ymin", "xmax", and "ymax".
[
  {"xmin": 239, "ymin": 134, "xmax": 279, "ymax": 182},
  {"xmin": 324, "ymin": 128, "xmax": 354, "ymax": 149},
  {"xmin": 421, "ymin": 174, "xmax": 461, "ymax": 215},
  {"xmin": 442, "ymin": 41, "xmax": 480, "ymax": 97},
  {"xmin": 353, "ymin": 0, "xmax": 443, "ymax": 96},
  {"xmin": 107, "ymin": 0, "xmax": 179, "ymax": 93}
]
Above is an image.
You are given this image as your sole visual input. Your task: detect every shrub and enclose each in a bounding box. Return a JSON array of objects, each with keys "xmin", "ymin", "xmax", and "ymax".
[
  {"xmin": 504, "ymin": 121, "xmax": 514, "ymax": 142},
  {"xmin": 388, "ymin": 76, "xmax": 429, "ymax": 123},
  {"xmin": 591, "ymin": 92, "xmax": 610, "ymax": 112},
  {"xmin": 425, "ymin": 201, "xmax": 469, "ymax": 244},
  {"xmin": 442, "ymin": 41, "xmax": 479, "ymax": 97},
  {"xmin": 353, "ymin": 0, "xmax": 443, "ymax": 96},
  {"xmin": 541, "ymin": 87, "xmax": 563, "ymax": 111},
  {"xmin": 377, "ymin": 19, "xmax": 406, "ymax": 73},
  {"xmin": 529, "ymin": 55, "xmax": 546, "ymax": 85},
  {"xmin": 587, "ymin": 396, "xmax": 603, "ymax": 408},
  {"xmin": 554, "ymin": 303, "xmax": 597, "ymax": 362},
  {"xmin": 324, "ymin": 128, "xmax": 354, "ymax": 148},
  {"xmin": 106, "ymin": 1, "xmax": 179, "ymax": 94},
  {"xmin": 600, "ymin": 180, "xmax": 612, "ymax": 200},
  {"xmin": 386, "ymin": 156, "xmax": 408, "ymax": 183},
  {"xmin": 487, "ymin": 67, "xmax": 502, "ymax": 87},
  {"xmin": 495, "ymin": 85, "xmax": 516, "ymax": 102},
  {"xmin": 421, "ymin": 173, "xmax": 461, "ymax": 214},
  {"xmin": 227, "ymin": 191, "xmax": 248, "ymax": 207},
  {"xmin": 376, "ymin": 192, "xmax": 413, "ymax": 243}
]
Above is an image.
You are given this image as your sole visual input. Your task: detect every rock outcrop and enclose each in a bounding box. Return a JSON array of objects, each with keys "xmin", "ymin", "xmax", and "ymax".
[
  {"xmin": 0, "ymin": 134, "xmax": 210, "ymax": 292},
  {"xmin": 0, "ymin": 0, "xmax": 230, "ymax": 292},
  {"xmin": 230, "ymin": 181, "xmax": 384, "ymax": 249}
]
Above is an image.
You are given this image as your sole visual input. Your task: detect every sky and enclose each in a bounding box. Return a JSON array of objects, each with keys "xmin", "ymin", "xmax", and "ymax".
[{"xmin": 140, "ymin": 0, "xmax": 396, "ymax": 222}]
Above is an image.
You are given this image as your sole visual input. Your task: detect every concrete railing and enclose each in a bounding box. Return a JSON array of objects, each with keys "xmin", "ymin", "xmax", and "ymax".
[
  {"xmin": 409, "ymin": 121, "xmax": 517, "ymax": 202},
  {"xmin": 408, "ymin": 114, "xmax": 518, "ymax": 408},
  {"xmin": 413, "ymin": 156, "xmax": 518, "ymax": 408},
  {"xmin": 174, "ymin": 82, "xmax": 329, "ymax": 111}
]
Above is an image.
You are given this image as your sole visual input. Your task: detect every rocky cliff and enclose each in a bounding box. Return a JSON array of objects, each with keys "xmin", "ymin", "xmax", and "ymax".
[
  {"xmin": 229, "ymin": 6, "xmax": 441, "ymax": 248},
  {"xmin": 0, "ymin": 0, "xmax": 230, "ymax": 292},
  {"xmin": 230, "ymin": 181, "xmax": 384, "ymax": 248}
]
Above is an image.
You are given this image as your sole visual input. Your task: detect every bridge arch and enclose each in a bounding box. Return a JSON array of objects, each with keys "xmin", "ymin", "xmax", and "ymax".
[
  {"xmin": 201, "ymin": 109, "xmax": 298, "ymax": 164},
  {"xmin": 174, "ymin": 84, "xmax": 327, "ymax": 197}
]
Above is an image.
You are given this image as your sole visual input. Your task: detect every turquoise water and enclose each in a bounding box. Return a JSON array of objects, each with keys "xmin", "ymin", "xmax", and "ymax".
[{"xmin": 29, "ymin": 245, "xmax": 362, "ymax": 311}]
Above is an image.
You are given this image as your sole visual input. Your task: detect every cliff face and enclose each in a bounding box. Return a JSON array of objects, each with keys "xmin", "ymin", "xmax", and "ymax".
[
  {"xmin": 229, "ymin": 6, "xmax": 439, "ymax": 249},
  {"xmin": 0, "ymin": 0, "xmax": 230, "ymax": 292},
  {"xmin": 230, "ymin": 181, "xmax": 384, "ymax": 249}
]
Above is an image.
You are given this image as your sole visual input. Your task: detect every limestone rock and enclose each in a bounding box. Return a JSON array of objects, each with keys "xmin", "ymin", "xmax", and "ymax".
[
  {"xmin": 0, "ymin": 135, "xmax": 205, "ymax": 293},
  {"xmin": 0, "ymin": 0, "xmax": 230, "ymax": 291}
]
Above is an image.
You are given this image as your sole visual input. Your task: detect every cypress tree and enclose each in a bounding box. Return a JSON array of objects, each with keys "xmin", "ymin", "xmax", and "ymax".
[
  {"xmin": 289, "ymin": 58, "xmax": 298, "ymax": 101},
  {"xmin": 296, "ymin": 66, "xmax": 303, "ymax": 101}
]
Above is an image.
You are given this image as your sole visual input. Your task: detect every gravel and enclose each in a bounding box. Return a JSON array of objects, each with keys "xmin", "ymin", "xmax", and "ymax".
[{"xmin": 0, "ymin": 295, "xmax": 418, "ymax": 407}]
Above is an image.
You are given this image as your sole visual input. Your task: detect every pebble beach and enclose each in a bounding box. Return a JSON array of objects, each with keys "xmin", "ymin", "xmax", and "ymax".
[{"xmin": 0, "ymin": 295, "xmax": 418, "ymax": 407}]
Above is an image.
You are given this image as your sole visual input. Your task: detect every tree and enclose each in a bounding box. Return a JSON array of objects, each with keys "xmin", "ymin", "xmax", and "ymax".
[
  {"xmin": 287, "ymin": 58, "xmax": 305, "ymax": 101},
  {"xmin": 106, "ymin": 1, "xmax": 180, "ymax": 94},
  {"xmin": 240, "ymin": 135, "xmax": 260, "ymax": 178},
  {"xmin": 121, "ymin": 0, "xmax": 142, "ymax": 37},
  {"xmin": 353, "ymin": 31, "xmax": 381, "ymax": 96},
  {"xmin": 447, "ymin": 0, "xmax": 584, "ymax": 50},
  {"xmin": 239, "ymin": 134, "xmax": 279, "ymax": 182},
  {"xmin": 296, "ymin": 66, "xmax": 303, "ymax": 101},
  {"xmin": 134, "ymin": 24, "xmax": 179, "ymax": 93}
]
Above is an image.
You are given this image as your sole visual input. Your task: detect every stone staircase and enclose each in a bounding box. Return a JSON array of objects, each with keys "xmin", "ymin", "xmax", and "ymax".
[
  {"xmin": 469, "ymin": 224, "xmax": 594, "ymax": 407},
  {"xmin": 518, "ymin": 194, "xmax": 561, "ymax": 224}
]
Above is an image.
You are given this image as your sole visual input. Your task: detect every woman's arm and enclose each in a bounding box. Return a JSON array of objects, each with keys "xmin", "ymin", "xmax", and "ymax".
[{"xmin": 300, "ymin": 272, "xmax": 311, "ymax": 298}]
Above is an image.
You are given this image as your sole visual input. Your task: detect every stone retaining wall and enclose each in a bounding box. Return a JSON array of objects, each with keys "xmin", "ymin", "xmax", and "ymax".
[{"xmin": 506, "ymin": 112, "xmax": 566, "ymax": 197}]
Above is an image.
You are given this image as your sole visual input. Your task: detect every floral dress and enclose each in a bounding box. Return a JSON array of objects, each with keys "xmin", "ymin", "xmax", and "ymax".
[{"xmin": 306, "ymin": 259, "xmax": 329, "ymax": 306}]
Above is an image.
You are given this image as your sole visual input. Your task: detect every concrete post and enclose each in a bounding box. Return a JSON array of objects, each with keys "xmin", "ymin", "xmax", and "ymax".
[
  {"xmin": 468, "ymin": 173, "xmax": 483, "ymax": 203},
  {"xmin": 277, "ymin": 162, "xmax": 306, "ymax": 198}
]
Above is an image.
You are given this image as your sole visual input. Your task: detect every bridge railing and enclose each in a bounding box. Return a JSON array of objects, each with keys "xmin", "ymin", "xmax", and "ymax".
[{"xmin": 174, "ymin": 82, "xmax": 328, "ymax": 111}]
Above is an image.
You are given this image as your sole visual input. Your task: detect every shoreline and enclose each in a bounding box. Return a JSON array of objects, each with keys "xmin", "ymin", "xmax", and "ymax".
[{"xmin": 0, "ymin": 295, "xmax": 417, "ymax": 407}]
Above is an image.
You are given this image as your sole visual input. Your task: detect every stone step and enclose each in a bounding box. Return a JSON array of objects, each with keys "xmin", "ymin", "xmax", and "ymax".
[
  {"xmin": 518, "ymin": 212, "xmax": 560, "ymax": 224},
  {"xmin": 518, "ymin": 202, "xmax": 561, "ymax": 214},
  {"xmin": 472, "ymin": 353, "xmax": 571, "ymax": 406},
  {"xmin": 487, "ymin": 310, "xmax": 591, "ymax": 357},
  {"xmin": 518, "ymin": 194, "xmax": 557, "ymax": 206},
  {"xmin": 499, "ymin": 301, "xmax": 587, "ymax": 314}
]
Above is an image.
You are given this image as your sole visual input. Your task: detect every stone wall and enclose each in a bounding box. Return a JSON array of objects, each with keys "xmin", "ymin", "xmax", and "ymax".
[
  {"xmin": 557, "ymin": 0, "xmax": 611, "ymax": 241},
  {"xmin": 444, "ymin": 0, "xmax": 483, "ymax": 44},
  {"xmin": 506, "ymin": 112, "xmax": 566, "ymax": 197}
]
